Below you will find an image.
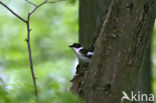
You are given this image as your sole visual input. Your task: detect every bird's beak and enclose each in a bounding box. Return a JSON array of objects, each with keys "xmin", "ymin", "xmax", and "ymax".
[{"xmin": 68, "ymin": 45, "xmax": 72, "ymax": 48}]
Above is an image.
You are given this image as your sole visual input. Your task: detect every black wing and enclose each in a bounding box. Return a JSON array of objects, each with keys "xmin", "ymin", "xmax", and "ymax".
[{"xmin": 79, "ymin": 49, "xmax": 93, "ymax": 58}]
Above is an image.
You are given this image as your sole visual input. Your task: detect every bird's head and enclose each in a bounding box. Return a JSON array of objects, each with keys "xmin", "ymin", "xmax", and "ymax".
[{"xmin": 69, "ymin": 43, "xmax": 82, "ymax": 49}]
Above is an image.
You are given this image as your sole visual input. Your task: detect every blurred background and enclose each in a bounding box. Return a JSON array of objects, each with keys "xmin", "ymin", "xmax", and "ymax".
[
  {"xmin": 0, "ymin": 0, "xmax": 81, "ymax": 103},
  {"xmin": 0, "ymin": 0, "xmax": 155, "ymax": 103}
]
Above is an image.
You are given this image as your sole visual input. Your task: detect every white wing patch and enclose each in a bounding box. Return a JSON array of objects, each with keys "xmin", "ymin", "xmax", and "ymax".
[{"xmin": 87, "ymin": 52, "xmax": 94, "ymax": 56}]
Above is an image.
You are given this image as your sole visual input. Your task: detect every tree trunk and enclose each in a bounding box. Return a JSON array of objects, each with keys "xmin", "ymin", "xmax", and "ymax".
[
  {"xmin": 71, "ymin": 0, "xmax": 156, "ymax": 103},
  {"xmin": 136, "ymin": 45, "xmax": 152, "ymax": 95}
]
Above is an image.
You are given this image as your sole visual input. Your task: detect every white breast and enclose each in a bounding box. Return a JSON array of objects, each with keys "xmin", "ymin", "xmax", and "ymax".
[{"xmin": 72, "ymin": 47, "xmax": 91, "ymax": 62}]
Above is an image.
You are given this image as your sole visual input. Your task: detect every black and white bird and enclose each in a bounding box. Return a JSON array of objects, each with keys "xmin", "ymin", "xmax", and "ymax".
[{"xmin": 69, "ymin": 43, "xmax": 94, "ymax": 63}]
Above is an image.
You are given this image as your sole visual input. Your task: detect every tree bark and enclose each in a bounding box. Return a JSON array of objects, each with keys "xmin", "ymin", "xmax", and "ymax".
[
  {"xmin": 136, "ymin": 45, "xmax": 152, "ymax": 95},
  {"xmin": 71, "ymin": 0, "xmax": 156, "ymax": 103},
  {"xmin": 79, "ymin": 0, "xmax": 110, "ymax": 48}
]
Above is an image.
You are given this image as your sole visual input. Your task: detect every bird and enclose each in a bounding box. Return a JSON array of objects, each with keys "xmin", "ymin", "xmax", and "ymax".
[{"xmin": 69, "ymin": 43, "xmax": 93, "ymax": 63}]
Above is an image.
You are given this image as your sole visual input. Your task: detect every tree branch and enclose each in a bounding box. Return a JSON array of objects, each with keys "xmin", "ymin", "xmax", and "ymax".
[
  {"xmin": 0, "ymin": 1, "xmax": 27, "ymax": 22},
  {"xmin": 24, "ymin": 0, "xmax": 53, "ymax": 97},
  {"xmin": 25, "ymin": 0, "xmax": 37, "ymax": 6},
  {"xmin": 29, "ymin": 0, "xmax": 47, "ymax": 15},
  {"xmin": 25, "ymin": 14, "xmax": 38, "ymax": 97},
  {"xmin": 46, "ymin": 0, "xmax": 69, "ymax": 3}
]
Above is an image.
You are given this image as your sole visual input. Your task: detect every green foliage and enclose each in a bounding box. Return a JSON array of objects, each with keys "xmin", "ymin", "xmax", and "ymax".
[
  {"xmin": 0, "ymin": 78, "xmax": 11, "ymax": 103},
  {"xmin": 69, "ymin": 0, "xmax": 77, "ymax": 4},
  {"xmin": 0, "ymin": 0, "xmax": 80, "ymax": 102}
]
